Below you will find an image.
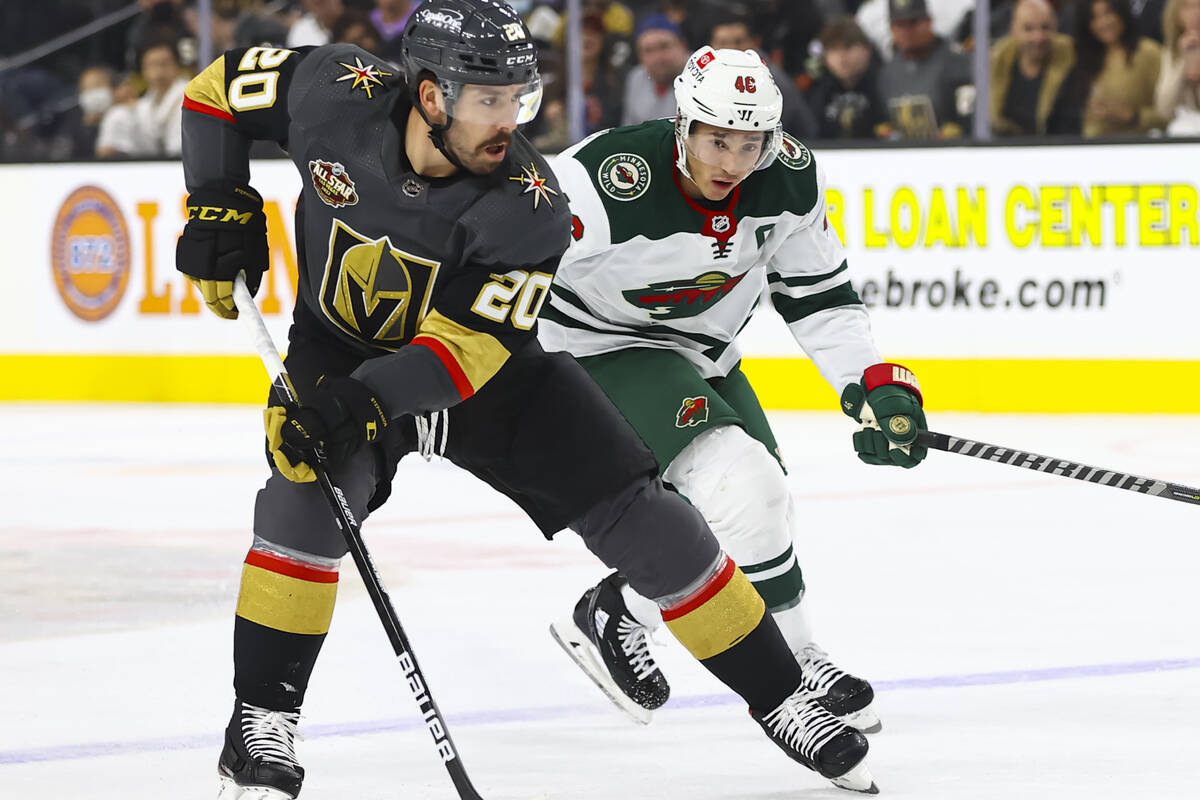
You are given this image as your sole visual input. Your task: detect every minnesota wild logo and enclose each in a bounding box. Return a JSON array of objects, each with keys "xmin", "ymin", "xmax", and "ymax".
[
  {"xmin": 778, "ymin": 132, "xmax": 811, "ymax": 171},
  {"xmin": 675, "ymin": 396, "xmax": 709, "ymax": 428},
  {"xmin": 597, "ymin": 153, "xmax": 651, "ymax": 201},
  {"xmin": 622, "ymin": 270, "xmax": 748, "ymax": 319}
]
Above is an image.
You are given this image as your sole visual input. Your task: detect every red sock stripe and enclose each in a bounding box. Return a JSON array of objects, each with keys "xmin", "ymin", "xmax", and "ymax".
[
  {"xmin": 244, "ymin": 549, "xmax": 339, "ymax": 584},
  {"xmin": 182, "ymin": 95, "xmax": 235, "ymax": 123},
  {"xmin": 411, "ymin": 336, "xmax": 475, "ymax": 400},
  {"xmin": 661, "ymin": 556, "xmax": 736, "ymax": 621}
]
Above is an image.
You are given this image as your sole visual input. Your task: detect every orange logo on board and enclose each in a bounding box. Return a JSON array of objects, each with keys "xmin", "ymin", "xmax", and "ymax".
[{"xmin": 50, "ymin": 186, "xmax": 131, "ymax": 321}]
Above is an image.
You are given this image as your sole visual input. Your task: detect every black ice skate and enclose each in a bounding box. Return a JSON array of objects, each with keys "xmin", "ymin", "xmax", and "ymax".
[
  {"xmin": 217, "ymin": 700, "xmax": 304, "ymax": 799},
  {"xmin": 549, "ymin": 572, "xmax": 669, "ymax": 724},
  {"xmin": 751, "ymin": 685, "xmax": 878, "ymax": 794},
  {"xmin": 798, "ymin": 642, "xmax": 882, "ymax": 734}
]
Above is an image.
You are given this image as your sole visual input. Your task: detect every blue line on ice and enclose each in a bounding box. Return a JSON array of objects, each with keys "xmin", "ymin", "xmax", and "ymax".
[{"xmin": 3, "ymin": 657, "xmax": 1197, "ymax": 766}]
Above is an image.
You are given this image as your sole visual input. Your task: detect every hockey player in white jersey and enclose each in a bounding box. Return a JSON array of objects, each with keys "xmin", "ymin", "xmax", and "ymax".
[{"xmin": 543, "ymin": 47, "xmax": 928, "ymax": 742}]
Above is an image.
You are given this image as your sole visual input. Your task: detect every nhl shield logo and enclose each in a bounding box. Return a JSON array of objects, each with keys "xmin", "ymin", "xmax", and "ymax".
[
  {"xmin": 711, "ymin": 215, "xmax": 731, "ymax": 233},
  {"xmin": 778, "ymin": 133, "xmax": 811, "ymax": 171},
  {"xmin": 598, "ymin": 153, "xmax": 651, "ymax": 201},
  {"xmin": 675, "ymin": 396, "xmax": 710, "ymax": 428}
]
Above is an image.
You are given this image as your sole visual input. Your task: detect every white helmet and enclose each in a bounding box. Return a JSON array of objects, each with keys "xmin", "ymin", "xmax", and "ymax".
[{"xmin": 673, "ymin": 46, "xmax": 784, "ymax": 181}]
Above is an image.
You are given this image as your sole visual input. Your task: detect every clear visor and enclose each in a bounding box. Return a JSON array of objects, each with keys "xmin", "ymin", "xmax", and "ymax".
[
  {"xmin": 437, "ymin": 76, "xmax": 544, "ymax": 128},
  {"xmin": 684, "ymin": 125, "xmax": 773, "ymax": 176}
]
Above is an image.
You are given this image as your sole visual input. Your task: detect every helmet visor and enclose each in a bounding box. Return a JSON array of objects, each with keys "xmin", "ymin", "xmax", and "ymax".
[
  {"xmin": 683, "ymin": 124, "xmax": 774, "ymax": 175},
  {"xmin": 438, "ymin": 76, "xmax": 544, "ymax": 128}
]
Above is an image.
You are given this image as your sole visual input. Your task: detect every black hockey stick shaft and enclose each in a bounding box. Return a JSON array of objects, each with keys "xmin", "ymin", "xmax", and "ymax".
[
  {"xmin": 917, "ymin": 430, "xmax": 1200, "ymax": 507},
  {"xmin": 233, "ymin": 275, "xmax": 485, "ymax": 800}
]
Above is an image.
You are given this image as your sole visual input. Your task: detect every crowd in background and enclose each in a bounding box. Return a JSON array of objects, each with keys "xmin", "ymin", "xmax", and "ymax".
[{"xmin": 2, "ymin": 0, "xmax": 1199, "ymax": 161}]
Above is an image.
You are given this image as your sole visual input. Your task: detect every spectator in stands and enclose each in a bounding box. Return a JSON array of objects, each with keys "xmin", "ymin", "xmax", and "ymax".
[
  {"xmin": 1077, "ymin": 0, "xmax": 1164, "ymax": 136},
  {"xmin": 288, "ymin": 0, "xmax": 344, "ymax": 47},
  {"xmin": 878, "ymin": 0, "xmax": 974, "ymax": 139},
  {"xmin": 708, "ymin": 10, "xmax": 818, "ymax": 139},
  {"xmin": 660, "ymin": 0, "xmax": 719, "ymax": 49},
  {"xmin": 1155, "ymin": 0, "xmax": 1200, "ymax": 132},
  {"xmin": 806, "ymin": 17, "xmax": 888, "ymax": 139},
  {"xmin": 856, "ymin": 0, "xmax": 971, "ymax": 55},
  {"xmin": 62, "ymin": 66, "xmax": 119, "ymax": 159},
  {"xmin": 990, "ymin": 0, "xmax": 1082, "ymax": 135},
  {"xmin": 620, "ymin": 13, "xmax": 689, "ymax": 125},
  {"xmin": 99, "ymin": 40, "xmax": 187, "ymax": 157},
  {"xmin": 332, "ymin": 8, "xmax": 383, "ymax": 54}
]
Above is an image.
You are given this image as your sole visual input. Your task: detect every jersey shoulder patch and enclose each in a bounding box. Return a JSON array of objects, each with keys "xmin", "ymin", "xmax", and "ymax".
[
  {"xmin": 567, "ymin": 119, "xmax": 674, "ymax": 203},
  {"xmin": 462, "ymin": 133, "xmax": 572, "ymax": 268},
  {"xmin": 739, "ymin": 132, "xmax": 820, "ymax": 219},
  {"xmin": 777, "ymin": 132, "xmax": 812, "ymax": 171}
]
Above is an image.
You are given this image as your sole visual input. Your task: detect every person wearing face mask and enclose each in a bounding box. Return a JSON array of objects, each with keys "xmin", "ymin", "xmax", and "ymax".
[{"xmin": 59, "ymin": 66, "xmax": 117, "ymax": 159}]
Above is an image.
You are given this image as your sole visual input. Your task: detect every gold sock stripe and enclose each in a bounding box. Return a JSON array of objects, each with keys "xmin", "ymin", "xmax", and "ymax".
[
  {"xmin": 663, "ymin": 559, "xmax": 766, "ymax": 660},
  {"xmin": 235, "ymin": 553, "xmax": 338, "ymax": 636}
]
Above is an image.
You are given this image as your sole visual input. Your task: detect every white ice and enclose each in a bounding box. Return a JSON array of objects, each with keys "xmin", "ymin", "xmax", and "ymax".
[{"xmin": 1, "ymin": 404, "xmax": 1197, "ymax": 799}]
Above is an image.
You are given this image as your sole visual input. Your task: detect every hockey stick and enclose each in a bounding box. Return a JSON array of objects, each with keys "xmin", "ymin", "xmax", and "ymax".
[
  {"xmin": 917, "ymin": 430, "xmax": 1200, "ymax": 507},
  {"xmin": 232, "ymin": 274, "xmax": 486, "ymax": 800}
]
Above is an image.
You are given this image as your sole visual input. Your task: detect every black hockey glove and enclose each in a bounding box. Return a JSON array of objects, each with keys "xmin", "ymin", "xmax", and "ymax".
[
  {"xmin": 840, "ymin": 363, "xmax": 927, "ymax": 468},
  {"xmin": 176, "ymin": 180, "xmax": 269, "ymax": 319},
  {"xmin": 264, "ymin": 377, "xmax": 390, "ymax": 483}
]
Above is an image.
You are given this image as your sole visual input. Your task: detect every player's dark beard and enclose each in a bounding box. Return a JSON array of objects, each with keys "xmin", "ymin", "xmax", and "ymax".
[{"xmin": 447, "ymin": 128, "xmax": 513, "ymax": 175}]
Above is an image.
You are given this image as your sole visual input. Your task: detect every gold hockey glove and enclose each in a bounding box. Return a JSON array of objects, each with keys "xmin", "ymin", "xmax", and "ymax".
[{"xmin": 264, "ymin": 376, "xmax": 389, "ymax": 482}]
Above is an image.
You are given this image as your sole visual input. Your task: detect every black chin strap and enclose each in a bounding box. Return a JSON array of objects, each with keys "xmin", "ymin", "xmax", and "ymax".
[{"xmin": 410, "ymin": 89, "xmax": 465, "ymax": 170}]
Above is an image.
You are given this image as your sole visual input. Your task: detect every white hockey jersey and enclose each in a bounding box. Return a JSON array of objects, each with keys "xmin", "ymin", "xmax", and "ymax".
[{"xmin": 538, "ymin": 119, "xmax": 881, "ymax": 396}]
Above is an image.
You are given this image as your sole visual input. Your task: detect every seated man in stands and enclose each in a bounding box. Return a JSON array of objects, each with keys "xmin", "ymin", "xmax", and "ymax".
[{"xmin": 990, "ymin": 0, "xmax": 1083, "ymax": 136}]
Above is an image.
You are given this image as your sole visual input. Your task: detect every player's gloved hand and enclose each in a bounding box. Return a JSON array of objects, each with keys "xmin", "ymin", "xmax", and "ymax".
[
  {"xmin": 840, "ymin": 363, "xmax": 927, "ymax": 468},
  {"xmin": 175, "ymin": 180, "xmax": 269, "ymax": 319},
  {"xmin": 263, "ymin": 376, "xmax": 389, "ymax": 482}
]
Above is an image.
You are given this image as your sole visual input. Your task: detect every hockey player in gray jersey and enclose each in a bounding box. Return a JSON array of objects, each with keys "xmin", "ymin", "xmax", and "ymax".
[
  {"xmin": 175, "ymin": 1, "xmax": 877, "ymax": 797},
  {"xmin": 543, "ymin": 47, "xmax": 929, "ymax": 736}
]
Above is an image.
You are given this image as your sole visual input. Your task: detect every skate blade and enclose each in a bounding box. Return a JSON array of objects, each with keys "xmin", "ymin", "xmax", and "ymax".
[
  {"xmin": 217, "ymin": 775, "xmax": 294, "ymax": 800},
  {"xmin": 830, "ymin": 759, "xmax": 879, "ymax": 795},
  {"xmin": 549, "ymin": 619, "xmax": 652, "ymax": 725},
  {"xmin": 840, "ymin": 704, "xmax": 882, "ymax": 735}
]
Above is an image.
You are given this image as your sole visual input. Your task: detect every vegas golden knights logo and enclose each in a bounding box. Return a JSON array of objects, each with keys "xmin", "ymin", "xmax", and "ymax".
[{"xmin": 319, "ymin": 219, "xmax": 441, "ymax": 348}]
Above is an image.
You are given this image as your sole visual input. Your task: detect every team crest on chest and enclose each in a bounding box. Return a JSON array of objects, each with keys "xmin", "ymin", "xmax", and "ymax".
[
  {"xmin": 622, "ymin": 270, "xmax": 748, "ymax": 319},
  {"xmin": 318, "ymin": 219, "xmax": 441, "ymax": 348},
  {"xmin": 675, "ymin": 396, "xmax": 710, "ymax": 428},
  {"xmin": 778, "ymin": 133, "xmax": 811, "ymax": 170},
  {"xmin": 597, "ymin": 153, "xmax": 651, "ymax": 201},
  {"xmin": 309, "ymin": 160, "xmax": 358, "ymax": 207},
  {"xmin": 336, "ymin": 56, "xmax": 391, "ymax": 98},
  {"xmin": 509, "ymin": 163, "xmax": 558, "ymax": 210}
]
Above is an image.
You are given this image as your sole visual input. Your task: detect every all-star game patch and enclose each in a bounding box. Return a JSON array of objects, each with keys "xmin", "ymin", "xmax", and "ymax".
[
  {"xmin": 309, "ymin": 160, "xmax": 359, "ymax": 208},
  {"xmin": 778, "ymin": 133, "xmax": 811, "ymax": 171},
  {"xmin": 597, "ymin": 152, "xmax": 651, "ymax": 201}
]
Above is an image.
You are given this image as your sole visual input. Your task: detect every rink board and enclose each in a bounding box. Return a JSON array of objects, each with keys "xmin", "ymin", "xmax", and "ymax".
[{"xmin": 2, "ymin": 144, "xmax": 1198, "ymax": 411}]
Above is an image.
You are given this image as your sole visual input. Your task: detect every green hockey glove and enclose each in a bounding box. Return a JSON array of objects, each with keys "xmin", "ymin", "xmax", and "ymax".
[{"xmin": 840, "ymin": 363, "xmax": 927, "ymax": 468}]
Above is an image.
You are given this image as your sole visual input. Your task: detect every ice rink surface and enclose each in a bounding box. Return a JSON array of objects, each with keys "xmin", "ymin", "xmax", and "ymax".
[{"xmin": 1, "ymin": 404, "xmax": 1197, "ymax": 799}]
